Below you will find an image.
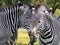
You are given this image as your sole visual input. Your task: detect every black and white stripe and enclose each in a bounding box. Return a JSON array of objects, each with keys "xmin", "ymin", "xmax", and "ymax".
[
  {"xmin": 0, "ymin": 3, "xmax": 26, "ymax": 45},
  {"xmin": 39, "ymin": 24, "xmax": 55, "ymax": 45},
  {"xmin": 4, "ymin": 4, "xmax": 21, "ymax": 32}
]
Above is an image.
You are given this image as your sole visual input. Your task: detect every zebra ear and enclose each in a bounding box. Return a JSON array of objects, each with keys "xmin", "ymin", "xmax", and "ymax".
[
  {"xmin": 47, "ymin": 8, "xmax": 53, "ymax": 15},
  {"xmin": 48, "ymin": 8, "xmax": 52, "ymax": 12},
  {"xmin": 31, "ymin": 8, "xmax": 36, "ymax": 14},
  {"xmin": 16, "ymin": 1, "xmax": 25, "ymax": 11},
  {"xmin": 20, "ymin": 5, "xmax": 25, "ymax": 11}
]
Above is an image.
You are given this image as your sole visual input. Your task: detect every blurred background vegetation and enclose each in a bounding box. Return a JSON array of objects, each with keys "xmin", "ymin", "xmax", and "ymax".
[
  {"xmin": 0, "ymin": 0, "xmax": 60, "ymax": 45},
  {"xmin": 0, "ymin": 0, "xmax": 60, "ymax": 15}
]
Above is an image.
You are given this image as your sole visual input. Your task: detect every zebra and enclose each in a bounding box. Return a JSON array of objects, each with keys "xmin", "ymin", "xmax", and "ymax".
[
  {"xmin": 37, "ymin": 10, "xmax": 55, "ymax": 45},
  {"xmin": 0, "ymin": 3, "xmax": 24, "ymax": 45},
  {"xmin": 31, "ymin": 6, "xmax": 60, "ymax": 45},
  {"xmin": 20, "ymin": 7, "xmax": 38, "ymax": 45},
  {"xmin": 0, "ymin": 2, "xmax": 37, "ymax": 45}
]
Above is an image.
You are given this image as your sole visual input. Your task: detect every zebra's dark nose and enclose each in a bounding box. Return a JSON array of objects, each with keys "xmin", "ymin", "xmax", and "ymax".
[
  {"xmin": 31, "ymin": 31, "xmax": 35, "ymax": 36},
  {"xmin": 28, "ymin": 31, "xmax": 35, "ymax": 38}
]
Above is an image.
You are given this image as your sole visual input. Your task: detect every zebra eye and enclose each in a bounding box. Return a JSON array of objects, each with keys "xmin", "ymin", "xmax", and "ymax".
[
  {"xmin": 38, "ymin": 21, "xmax": 41, "ymax": 23},
  {"xmin": 26, "ymin": 16, "xmax": 29, "ymax": 19}
]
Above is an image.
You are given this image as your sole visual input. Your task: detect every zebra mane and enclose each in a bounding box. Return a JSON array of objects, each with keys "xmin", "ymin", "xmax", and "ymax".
[{"xmin": 35, "ymin": 3, "xmax": 49, "ymax": 10}]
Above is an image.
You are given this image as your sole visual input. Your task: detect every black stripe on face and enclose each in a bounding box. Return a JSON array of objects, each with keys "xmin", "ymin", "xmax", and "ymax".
[
  {"xmin": 40, "ymin": 37, "xmax": 54, "ymax": 45},
  {"xmin": 44, "ymin": 29, "xmax": 51, "ymax": 36},
  {"xmin": 40, "ymin": 32, "xmax": 52, "ymax": 39},
  {"xmin": 44, "ymin": 27, "xmax": 50, "ymax": 33},
  {"xmin": 24, "ymin": 25, "xmax": 30, "ymax": 29},
  {"xmin": 40, "ymin": 29, "xmax": 53, "ymax": 39},
  {"xmin": 24, "ymin": 22, "xmax": 30, "ymax": 29},
  {"xmin": 40, "ymin": 31, "xmax": 55, "ymax": 45}
]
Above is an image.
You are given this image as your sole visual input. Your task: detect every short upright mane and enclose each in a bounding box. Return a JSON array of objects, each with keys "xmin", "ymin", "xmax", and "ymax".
[{"xmin": 35, "ymin": 3, "xmax": 49, "ymax": 10}]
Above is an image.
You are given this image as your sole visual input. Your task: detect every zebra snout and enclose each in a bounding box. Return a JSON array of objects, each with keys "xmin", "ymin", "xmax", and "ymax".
[
  {"xmin": 30, "ymin": 31, "xmax": 35, "ymax": 36},
  {"xmin": 30, "ymin": 30, "xmax": 36, "ymax": 37}
]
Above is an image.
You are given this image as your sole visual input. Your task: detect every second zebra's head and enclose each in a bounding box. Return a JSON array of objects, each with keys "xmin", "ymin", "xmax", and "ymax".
[
  {"xmin": 30, "ymin": 4, "xmax": 53, "ymax": 36},
  {"xmin": 19, "ymin": 5, "xmax": 40, "ymax": 37},
  {"xmin": 17, "ymin": 3, "xmax": 35, "ymax": 27},
  {"xmin": 32, "ymin": 7, "xmax": 53, "ymax": 36}
]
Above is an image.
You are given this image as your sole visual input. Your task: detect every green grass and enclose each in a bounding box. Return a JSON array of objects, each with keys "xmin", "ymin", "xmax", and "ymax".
[{"xmin": 16, "ymin": 28, "xmax": 39, "ymax": 45}]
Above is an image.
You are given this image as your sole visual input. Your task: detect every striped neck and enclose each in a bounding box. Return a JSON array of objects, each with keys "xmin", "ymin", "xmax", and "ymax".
[
  {"xmin": 39, "ymin": 24, "xmax": 55, "ymax": 45},
  {"xmin": 2, "ymin": 3, "xmax": 23, "ymax": 32}
]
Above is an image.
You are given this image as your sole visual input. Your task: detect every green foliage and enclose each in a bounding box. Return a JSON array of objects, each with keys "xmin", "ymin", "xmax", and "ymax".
[
  {"xmin": 0, "ymin": 0, "xmax": 31, "ymax": 7},
  {"xmin": 32, "ymin": 0, "xmax": 60, "ymax": 14},
  {"xmin": 2, "ymin": 0, "xmax": 12, "ymax": 7},
  {"xmin": 20, "ymin": 0, "xmax": 31, "ymax": 3},
  {"xmin": 0, "ymin": 0, "xmax": 60, "ymax": 14}
]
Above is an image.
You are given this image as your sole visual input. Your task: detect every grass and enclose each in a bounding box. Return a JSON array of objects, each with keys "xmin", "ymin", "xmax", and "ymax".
[{"xmin": 16, "ymin": 28, "xmax": 39, "ymax": 45}]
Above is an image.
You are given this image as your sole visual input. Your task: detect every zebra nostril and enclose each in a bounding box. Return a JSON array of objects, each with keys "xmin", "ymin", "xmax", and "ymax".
[{"xmin": 30, "ymin": 31, "xmax": 35, "ymax": 36}]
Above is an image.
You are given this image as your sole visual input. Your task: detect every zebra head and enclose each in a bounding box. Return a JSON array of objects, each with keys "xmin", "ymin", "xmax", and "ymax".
[
  {"xmin": 35, "ymin": 4, "xmax": 57, "ymax": 45},
  {"xmin": 35, "ymin": 4, "xmax": 52, "ymax": 30},
  {"xmin": 17, "ymin": 3, "xmax": 34, "ymax": 28},
  {"xmin": 36, "ymin": 4, "xmax": 52, "ymax": 15},
  {"xmin": 37, "ymin": 11, "xmax": 52, "ymax": 31},
  {"xmin": 30, "ymin": 4, "xmax": 53, "ymax": 36},
  {"xmin": 20, "ymin": 6, "xmax": 40, "ymax": 36}
]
